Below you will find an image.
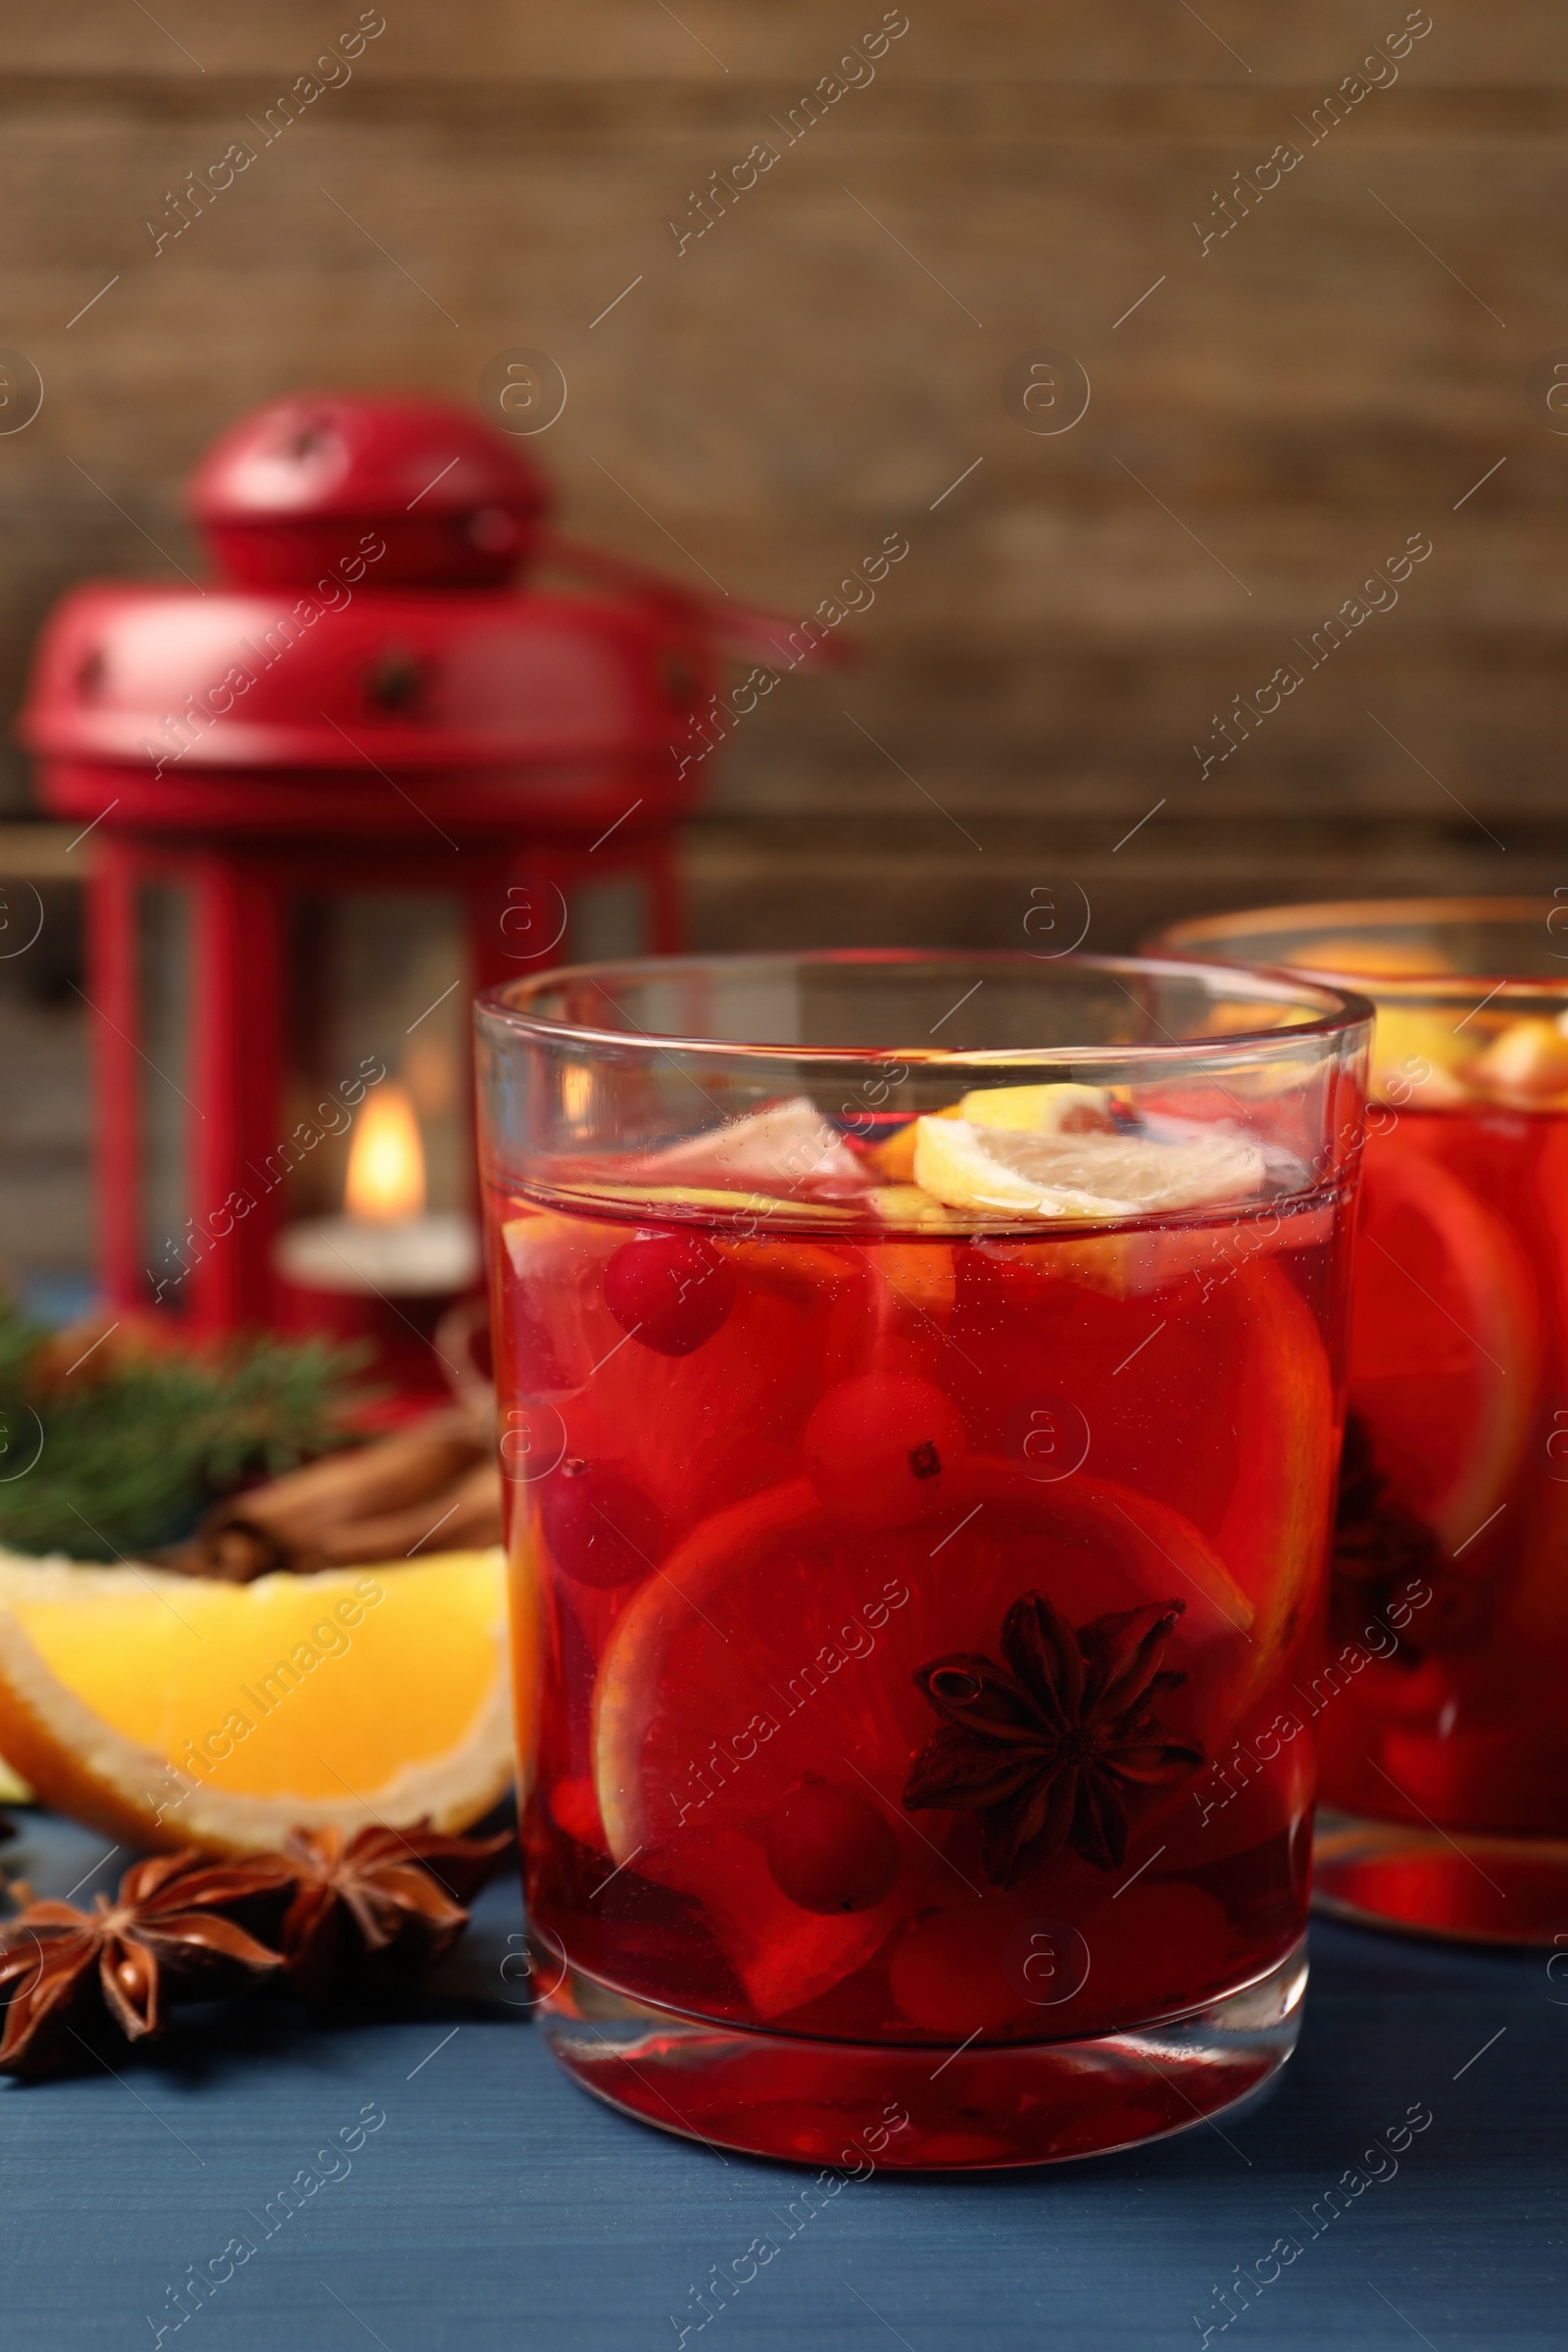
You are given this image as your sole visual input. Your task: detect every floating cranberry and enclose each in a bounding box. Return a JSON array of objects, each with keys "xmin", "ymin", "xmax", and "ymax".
[
  {"xmin": 1410, "ymin": 1569, "xmax": 1494, "ymax": 1654},
  {"xmin": 803, "ymin": 1374, "xmax": 968, "ymax": 1528},
  {"xmin": 1075, "ymin": 1884, "xmax": 1228, "ymax": 2015},
  {"xmin": 889, "ymin": 1906, "xmax": 1021, "ymax": 2034},
  {"xmin": 762, "ymin": 1781, "xmax": 900, "ymax": 1914},
  {"xmin": 603, "ymin": 1233, "xmax": 736, "ymax": 1357},
  {"xmin": 550, "ymin": 1775, "xmax": 608, "ymax": 1851},
  {"xmin": 539, "ymin": 1459, "xmax": 664, "ymax": 1589}
]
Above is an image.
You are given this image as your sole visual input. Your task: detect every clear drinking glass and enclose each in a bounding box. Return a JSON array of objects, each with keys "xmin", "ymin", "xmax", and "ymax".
[
  {"xmin": 1156, "ymin": 900, "xmax": 1568, "ymax": 1945},
  {"xmin": 475, "ymin": 950, "xmax": 1369, "ymax": 2166}
]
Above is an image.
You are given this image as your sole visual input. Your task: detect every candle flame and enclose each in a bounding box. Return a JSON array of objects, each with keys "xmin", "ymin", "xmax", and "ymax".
[{"xmin": 345, "ymin": 1083, "xmax": 426, "ymax": 1222}]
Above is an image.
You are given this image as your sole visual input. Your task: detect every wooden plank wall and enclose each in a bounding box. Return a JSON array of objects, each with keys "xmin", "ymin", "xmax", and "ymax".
[{"xmin": 0, "ymin": 1, "xmax": 1563, "ymax": 951}]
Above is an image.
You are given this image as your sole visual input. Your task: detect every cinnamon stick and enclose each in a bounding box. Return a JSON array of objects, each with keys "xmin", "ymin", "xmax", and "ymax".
[
  {"xmin": 308, "ymin": 1459, "xmax": 504, "ymax": 1567},
  {"xmin": 174, "ymin": 1410, "xmax": 490, "ymax": 1580}
]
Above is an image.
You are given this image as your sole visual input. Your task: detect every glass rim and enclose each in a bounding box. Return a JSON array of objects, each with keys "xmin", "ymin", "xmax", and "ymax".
[
  {"xmin": 475, "ymin": 947, "xmax": 1372, "ymax": 1069},
  {"xmin": 1154, "ymin": 896, "xmax": 1568, "ymax": 1003}
]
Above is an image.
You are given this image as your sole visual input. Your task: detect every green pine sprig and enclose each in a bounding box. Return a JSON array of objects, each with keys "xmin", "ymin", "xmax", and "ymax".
[{"xmin": 0, "ymin": 1301, "xmax": 374, "ymax": 1560}]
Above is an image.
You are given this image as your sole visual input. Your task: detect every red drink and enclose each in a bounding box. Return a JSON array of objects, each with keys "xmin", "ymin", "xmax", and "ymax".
[
  {"xmin": 1324, "ymin": 1097, "xmax": 1568, "ymax": 1872},
  {"xmin": 1159, "ymin": 900, "xmax": 1568, "ymax": 1944},
  {"xmin": 477, "ymin": 952, "xmax": 1368, "ymax": 2165}
]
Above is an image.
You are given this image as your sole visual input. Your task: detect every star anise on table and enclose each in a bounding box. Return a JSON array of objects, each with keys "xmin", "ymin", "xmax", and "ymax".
[
  {"xmin": 278, "ymin": 1823, "xmax": 514, "ymax": 2000},
  {"xmin": 903, "ymin": 1590, "xmax": 1203, "ymax": 1887},
  {"xmin": 0, "ymin": 1851, "xmax": 291, "ymax": 2080}
]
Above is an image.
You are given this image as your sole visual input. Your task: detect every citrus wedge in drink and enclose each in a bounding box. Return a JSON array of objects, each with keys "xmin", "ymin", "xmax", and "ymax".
[{"xmin": 913, "ymin": 1112, "xmax": 1264, "ymax": 1221}]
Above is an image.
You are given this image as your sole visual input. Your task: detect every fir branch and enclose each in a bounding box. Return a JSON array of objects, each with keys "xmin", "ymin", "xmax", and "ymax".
[{"xmin": 0, "ymin": 1303, "xmax": 373, "ymax": 1560}]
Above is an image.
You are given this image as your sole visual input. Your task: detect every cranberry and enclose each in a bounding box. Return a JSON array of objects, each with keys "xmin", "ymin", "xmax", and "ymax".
[
  {"xmin": 603, "ymin": 1233, "xmax": 736, "ymax": 1357},
  {"xmin": 762, "ymin": 1781, "xmax": 900, "ymax": 1914},
  {"xmin": 550, "ymin": 1775, "xmax": 608, "ymax": 1851},
  {"xmin": 803, "ymin": 1374, "xmax": 968, "ymax": 1528},
  {"xmin": 1411, "ymin": 1569, "xmax": 1494, "ymax": 1654},
  {"xmin": 1075, "ymin": 1884, "xmax": 1229, "ymax": 2015},
  {"xmin": 539, "ymin": 1459, "xmax": 664, "ymax": 1589},
  {"xmin": 889, "ymin": 1906, "xmax": 1020, "ymax": 2034}
]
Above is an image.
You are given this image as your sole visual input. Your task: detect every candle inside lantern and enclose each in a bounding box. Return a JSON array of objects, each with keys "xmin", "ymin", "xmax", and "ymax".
[
  {"xmin": 345, "ymin": 1083, "xmax": 427, "ymax": 1221},
  {"xmin": 273, "ymin": 1082, "xmax": 481, "ymax": 1297}
]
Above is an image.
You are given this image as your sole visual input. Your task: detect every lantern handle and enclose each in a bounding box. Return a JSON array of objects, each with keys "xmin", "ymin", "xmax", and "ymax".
[{"xmin": 535, "ymin": 530, "xmax": 857, "ymax": 672}]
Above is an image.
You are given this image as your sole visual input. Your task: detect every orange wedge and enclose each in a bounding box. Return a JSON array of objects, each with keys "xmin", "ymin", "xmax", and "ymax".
[{"xmin": 0, "ymin": 1548, "xmax": 512, "ymax": 1856}]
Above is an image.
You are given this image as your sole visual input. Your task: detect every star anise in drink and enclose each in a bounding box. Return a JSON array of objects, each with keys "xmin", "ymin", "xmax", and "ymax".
[
  {"xmin": 1330, "ymin": 1409, "xmax": 1469, "ymax": 1661},
  {"xmin": 278, "ymin": 1823, "xmax": 513, "ymax": 2000},
  {"xmin": 903, "ymin": 1589, "xmax": 1202, "ymax": 1887},
  {"xmin": 0, "ymin": 1850, "xmax": 291, "ymax": 2079}
]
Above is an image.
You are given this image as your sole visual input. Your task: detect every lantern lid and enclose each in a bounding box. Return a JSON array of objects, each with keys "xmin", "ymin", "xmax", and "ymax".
[
  {"xmin": 21, "ymin": 582, "xmax": 708, "ymax": 777},
  {"xmin": 189, "ymin": 394, "xmax": 552, "ymax": 590}
]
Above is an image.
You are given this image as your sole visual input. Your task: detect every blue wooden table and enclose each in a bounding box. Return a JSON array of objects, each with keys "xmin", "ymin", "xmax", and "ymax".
[{"xmin": 1, "ymin": 1810, "xmax": 1561, "ymax": 2351}]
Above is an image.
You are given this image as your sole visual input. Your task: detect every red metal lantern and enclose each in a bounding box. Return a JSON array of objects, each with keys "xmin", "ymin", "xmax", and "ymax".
[
  {"xmin": 20, "ymin": 393, "xmax": 772, "ymax": 1392},
  {"xmin": 190, "ymin": 393, "xmax": 553, "ymax": 591}
]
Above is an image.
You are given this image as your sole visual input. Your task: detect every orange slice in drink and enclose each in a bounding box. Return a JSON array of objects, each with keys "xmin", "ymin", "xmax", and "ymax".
[
  {"xmin": 1348, "ymin": 1144, "xmax": 1541, "ymax": 1550},
  {"xmin": 935, "ymin": 1243, "xmax": 1337, "ymax": 1657},
  {"xmin": 1216, "ymin": 1259, "xmax": 1338, "ymax": 1653},
  {"xmin": 590, "ymin": 1462, "xmax": 1250, "ymax": 2018},
  {"xmin": 1497, "ymin": 1122, "xmax": 1568, "ymax": 1647}
]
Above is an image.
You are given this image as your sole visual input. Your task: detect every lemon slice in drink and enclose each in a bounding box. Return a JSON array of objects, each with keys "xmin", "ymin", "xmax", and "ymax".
[
  {"xmin": 956, "ymin": 1082, "xmax": 1113, "ymax": 1133},
  {"xmin": 874, "ymin": 1084, "xmax": 1109, "ymax": 1183},
  {"xmin": 913, "ymin": 1114, "xmax": 1263, "ymax": 1220},
  {"xmin": 1467, "ymin": 1015, "xmax": 1568, "ymax": 1105},
  {"xmin": 1366, "ymin": 1005, "xmax": 1472, "ymax": 1107}
]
